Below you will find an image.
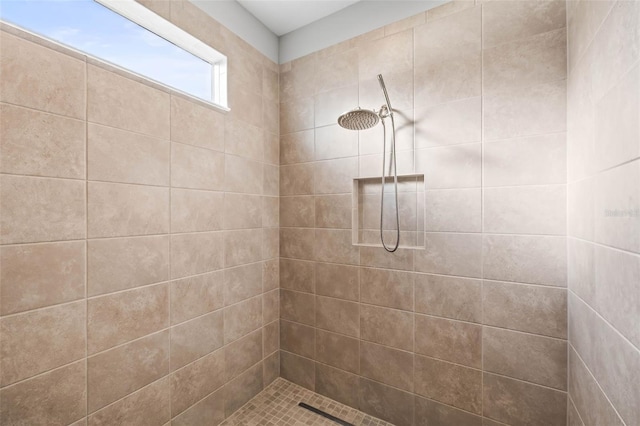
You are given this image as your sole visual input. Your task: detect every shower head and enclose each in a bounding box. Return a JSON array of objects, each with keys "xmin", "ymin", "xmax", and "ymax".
[
  {"xmin": 337, "ymin": 75, "xmax": 393, "ymax": 131},
  {"xmin": 337, "ymin": 107, "xmax": 380, "ymax": 130}
]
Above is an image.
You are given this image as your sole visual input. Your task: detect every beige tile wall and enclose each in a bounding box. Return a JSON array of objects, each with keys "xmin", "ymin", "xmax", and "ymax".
[
  {"xmin": 0, "ymin": 0, "xmax": 279, "ymax": 423},
  {"xmin": 279, "ymin": 1, "xmax": 570, "ymax": 425},
  {"xmin": 566, "ymin": 1, "xmax": 640, "ymax": 426}
]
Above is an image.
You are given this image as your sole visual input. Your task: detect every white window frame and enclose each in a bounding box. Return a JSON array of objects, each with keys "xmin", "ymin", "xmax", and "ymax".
[{"xmin": 95, "ymin": 0, "xmax": 228, "ymax": 110}]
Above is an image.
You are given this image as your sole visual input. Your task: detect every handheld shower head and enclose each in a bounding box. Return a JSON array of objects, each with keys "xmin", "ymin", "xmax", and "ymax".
[{"xmin": 337, "ymin": 107, "xmax": 380, "ymax": 130}]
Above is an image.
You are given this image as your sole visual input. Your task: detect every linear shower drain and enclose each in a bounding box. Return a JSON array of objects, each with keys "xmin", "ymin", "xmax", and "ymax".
[{"xmin": 298, "ymin": 402, "xmax": 355, "ymax": 426}]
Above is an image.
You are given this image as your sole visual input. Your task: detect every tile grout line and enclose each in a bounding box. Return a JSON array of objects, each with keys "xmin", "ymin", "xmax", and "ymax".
[
  {"xmin": 84, "ymin": 55, "xmax": 90, "ymax": 423},
  {"xmin": 168, "ymin": 94, "xmax": 173, "ymax": 423},
  {"xmin": 479, "ymin": 1, "xmax": 485, "ymax": 420}
]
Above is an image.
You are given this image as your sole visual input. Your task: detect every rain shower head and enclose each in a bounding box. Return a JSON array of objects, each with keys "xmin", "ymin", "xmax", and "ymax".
[
  {"xmin": 337, "ymin": 107, "xmax": 380, "ymax": 130},
  {"xmin": 337, "ymin": 74, "xmax": 393, "ymax": 132}
]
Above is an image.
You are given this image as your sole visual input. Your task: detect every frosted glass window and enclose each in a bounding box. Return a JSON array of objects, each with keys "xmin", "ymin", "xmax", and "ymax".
[{"xmin": 0, "ymin": 0, "xmax": 227, "ymax": 107}]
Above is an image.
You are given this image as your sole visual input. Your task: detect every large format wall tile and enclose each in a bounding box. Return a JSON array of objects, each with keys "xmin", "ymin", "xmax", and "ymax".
[
  {"xmin": 415, "ymin": 395, "xmax": 482, "ymax": 426},
  {"xmin": 88, "ymin": 65, "xmax": 169, "ymax": 139},
  {"xmin": 224, "ymin": 229, "xmax": 263, "ymax": 267},
  {"xmin": 315, "ymin": 363, "xmax": 360, "ymax": 408},
  {"xmin": 483, "ymin": 373, "xmax": 566, "ymax": 426},
  {"xmin": 416, "ymin": 143, "xmax": 481, "ymax": 189},
  {"xmin": 280, "ymin": 228, "xmax": 315, "ymax": 260},
  {"xmin": 280, "ymin": 97, "xmax": 314, "ymax": 134},
  {"xmin": 414, "ymin": 273, "xmax": 482, "ymax": 323},
  {"xmin": 483, "ymin": 281, "xmax": 567, "ymax": 338},
  {"xmin": 316, "ymin": 296, "xmax": 359, "ymax": 337},
  {"xmin": 359, "ymin": 30, "xmax": 413, "ymax": 80},
  {"xmin": 483, "ymin": 234, "xmax": 567, "ymax": 287},
  {"xmin": 280, "ymin": 130, "xmax": 314, "ymax": 164},
  {"xmin": 280, "ymin": 196, "xmax": 315, "ymax": 227},
  {"xmin": 416, "ymin": 233, "xmax": 482, "ymax": 278},
  {"xmin": 0, "ymin": 32, "xmax": 85, "ymax": 118},
  {"xmin": 414, "ymin": 355, "xmax": 482, "ymax": 414},
  {"xmin": 483, "ymin": 28, "xmax": 567, "ymax": 96},
  {"xmin": 1, "ymin": 241, "xmax": 85, "ymax": 315},
  {"xmin": 171, "ymin": 232, "xmax": 225, "ymax": 278},
  {"xmin": 88, "ymin": 124, "xmax": 169, "ymax": 186},
  {"xmin": 170, "ymin": 348, "xmax": 225, "ymax": 416},
  {"xmin": 280, "ymin": 319, "xmax": 315, "ymax": 359},
  {"xmin": 170, "ymin": 95, "xmax": 224, "ymax": 152},
  {"xmin": 224, "ymin": 193, "xmax": 263, "ymax": 230},
  {"xmin": 360, "ymin": 268, "xmax": 414, "ymax": 311},
  {"xmin": 224, "ymin": 329, "xmax": 263, "ymax": 381},
  {"xmin": 224, "ymin": 118, "xmax": 264, "ymax": 162},
  {"xmin": 225, "ymin": 154, "xmax": 263, "ymax": 194},
  {"xmin": 224, "ymin": 296, "xmax": 262, "ymax": 344},
  {"xmin": 281, "ymin": 290, "xmax": 316, "ymax": 326},
  {"xmin": 414, "ymin": 97, "xmax": 482, "ymax": 148},
  {"xmin": 359, "ymin": 378, "xmax": 415, "ymax": 426},
  {"xmin": 483, "ymin": 327, "xmax": 567, "ymax": 390},
  {"xmin": 88, "ymin": 284, "xmax": 168, "ymax": 354},
  {"xmin": 171, "ymin": 189, "xmax": 224, "ymax": 233},
  {"xmin": 280, "ymin": 350, "xmax": 315, "ymax": 390},
  {"xmin": 224, "ymin": 262, "xmax": 263, "ymax": 306},
  {"xmin": 171, "ymin": 388, "xmax": 224, "ymax": 426},
  {"xmin": 88, "ymin": 236, "xmax": 169, "ymax": 296},
  {"xmin": 171, "ymin": 142, "xmax": 225, "ymax": 191},
  {"xmin": 87, "ymin": 377, "xmax": 171, "ymax": 426},
  {"xmin": 0, "ymin": 361, "xmax": 86, "ymax": 425},
  {"xmin": 0, "ymin": 301, "xmax": 86, "ymax": 386},
  {"xmin": 170, "ymin": 271, "xmax": 224, "ymax": 325},
  {"xmin": 87, "ymin": 331, "xmax": 170, "ymax": 413},
  {"xmin": 315, "ymin": 124, "xmax": 359, "ymax": 161},
  {"xmin": 317, "ymin": 329, "xmax": 359, "ymax": 374},
  {"xmin": 360, "ymin": 305, "xmax": 412, "ymax": 351},
  {"xmin": 223, "ymin": 362, "xmax": 264, "ymax": 416},
  {"xmin": 0, "ymin": 104, "xmax": 85, "ymax": 178},
  {"xmin": 171, "ymin": 310, "xmax": 224, "ymax": 371},
  {"xmin": 415, "ymin": 315, "xmax": 481, "ymax": 368},
  {"xmin": 315, "ymin": 194, "xmax": 351, "ymax": 228},
  {"xmin": 315, "ymin": 229, "xmax": 359, "ymax": 265},
  {"xmin": 484, "ymin": 79, "xmax": 566, "ymax": 141},
  {"xmin": 316, "ymin": 262, "xmax": 359, "ymax": 301},
  {"xmin": 484, "ymin": 133, "xmax": 567, "ymax": 186},
  {"xmin": 360, "ymin": 340, "xmax": 413, "ymax": 391},
  {"xmin": 483, "ymin": 185, "xmax": 567, "ymax": 235},
  {"xmin": 1, "ymin": 175, "xmax": 86, "ymax": 244},
  {"xmin": 88, "ymin": 182, "xmax": 169, "ymax": 238},
  {"xmin": 482, "ymin": 0, "xmax": 566, "ymax": 48}
]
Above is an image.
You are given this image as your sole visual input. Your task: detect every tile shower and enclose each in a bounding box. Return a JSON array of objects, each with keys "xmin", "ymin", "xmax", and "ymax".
[{"xmin": 0, "ymin": 1, "xmax": 638, "ymax": 426}]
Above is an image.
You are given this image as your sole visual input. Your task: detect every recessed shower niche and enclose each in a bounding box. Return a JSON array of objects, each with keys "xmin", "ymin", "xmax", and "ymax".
[{"xmin": 352, "ymin": 174, "xmax": 425, "ymax": 250}]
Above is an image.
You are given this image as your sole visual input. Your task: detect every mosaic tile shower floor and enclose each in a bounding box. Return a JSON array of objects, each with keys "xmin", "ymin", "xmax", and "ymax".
[{"xmin": 221, "ymin": 378, "xmax": 394, "ymax": 426}]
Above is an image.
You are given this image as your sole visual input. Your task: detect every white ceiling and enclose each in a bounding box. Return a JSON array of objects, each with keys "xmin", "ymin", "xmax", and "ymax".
[{"xmin": 236, "ymin": 0, "xmax": 361, "ymax": 36}]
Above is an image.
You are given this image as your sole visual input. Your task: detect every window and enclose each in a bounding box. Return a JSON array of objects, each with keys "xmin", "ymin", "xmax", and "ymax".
[{"xmin": 0, "ymin": 0, "xmax": 228, "ymax": 108}]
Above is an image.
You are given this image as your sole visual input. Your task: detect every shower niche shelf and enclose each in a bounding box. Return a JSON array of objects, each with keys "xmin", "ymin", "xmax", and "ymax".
[{"xmin": 352, "ymin": 174, "xmax": 425, "ymax": 250}]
